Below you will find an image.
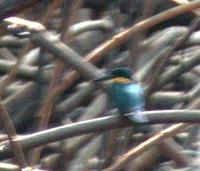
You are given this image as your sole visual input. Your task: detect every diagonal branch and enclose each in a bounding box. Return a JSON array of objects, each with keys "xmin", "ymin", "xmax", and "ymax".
[
  {"xmin": 0, "ymin": 99, "xmax": 28, "ymax": 168},
  {"xmin": 3, "ymin": 2, "xmax": 200, "ymax": 106},
  {"xmin": 103, "ymin": 123, "xmax": 187, "ymax": 171},
  {"xmin": 146, "ymin": 16, "xmax": 200, "ymax": 95}
]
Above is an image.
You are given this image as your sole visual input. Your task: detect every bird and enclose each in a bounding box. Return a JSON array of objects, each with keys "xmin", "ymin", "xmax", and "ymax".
[{"xmin": 93, "ymin": 67, "xmax": 148, "ymax": 123}]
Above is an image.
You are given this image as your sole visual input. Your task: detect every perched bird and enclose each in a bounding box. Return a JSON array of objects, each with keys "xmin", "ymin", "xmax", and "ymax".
[{"xmin": 94, "ymin": 67, "xmax": 148, "ymax": 123}]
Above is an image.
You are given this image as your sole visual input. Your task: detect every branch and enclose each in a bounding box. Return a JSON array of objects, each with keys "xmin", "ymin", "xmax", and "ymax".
[
  {"xmin": 2, "ymin": 2, "xmax": 199, "ymax": 103},
  {"xmin": 30, "ymin": 2, "xmax": 200, "ymax": 80},
  {"xmin": 30, "ymin": 0, "xmax": 67, "ymax": 165},
  {"xmin": 0, "ymin": 162, "xmax": 20, "ymax": 171},
  {"xmin": 31, "ymin": 31, "xmax": 105, "ymax": 80},
  {"xmin": 104, "ymin": 82, "xmax": 200, "ymax": 171},
  {"xmin": 146, "ymin": 16, "xmax": 200, "ymax": 95},
  {"xmin": 0, "ymin": 110, "xmax": 200, "ymax": 159},
  {"xmin": 157, "ymin": 52, "xmax": 200, "ymax": 89},
  {"xmin": 149, "ymin": 83, "xmax": 200, "ymax": 105},
  {"xmin": 0, "ymin": 99, "xmax": 27, "ymax": 168},
  {"xmin": 170, "ymin": 0, "xmax": 200, "ymax": 15},
  {"xmin": 0, "ymin": 59, "xmax": 38, "ymax": 80},
  {"xmin": 103, "ymin": 123, "xmax": 187, "ymax": 171},
  {"xmin": 84, "ymin": 1, "xmax": 200, "ymax": 64},
  {"xmin": 68, "ymin": 19, "xmax": 113, "ymax": 36}
]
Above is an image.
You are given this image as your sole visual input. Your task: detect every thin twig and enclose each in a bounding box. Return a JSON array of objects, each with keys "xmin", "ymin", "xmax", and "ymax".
[
  {"xmin": 0, "ymin": 59, "xmax": 38, "ymax": 80},
  {"xmin": 156, "ymin": 52, "xmax": 200, "ymax": 89},
  {"xmin": 4, "ymin": 2, "xmax": 198, "ymax": 111},
  {"xmin": 29, "ymin": 0, "xmax": 64, "ymax": 166},
  {"xmin": 84, "ymin": 1, "xmax": 200, "ymax": 65},
  {"xmin": 30, "ymin": 1, "xmax": 200, "ymax": 102},
  {"xmin": 103, "ymin": 123, "xmax": 187, "ymax": 171},
  {"xmin": 0, "ymin": 0, "xmax": 60, "ymax": 94},
  {"xmin": 60, "ymin": 0, "xmax": 83, "ymax": 40},
  {"xmin": 0, "ymin": 98, "xmax": 28, "ymax": 168},
  {"xmin": 104, "ymin": 83, "xmax": 200, "ymax": 171},
  {"xmin": 30, "ymin": 0, "xmax": 83, "ymax": 165},
  {"xmin": 146, "ymin": 16, "xmax": 200, "ymax": 95}
]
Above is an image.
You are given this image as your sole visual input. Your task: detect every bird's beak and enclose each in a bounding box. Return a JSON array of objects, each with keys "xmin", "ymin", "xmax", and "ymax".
[{"xmin": 92, "ymin": 75, "xmax": 112, "ymax": 83}]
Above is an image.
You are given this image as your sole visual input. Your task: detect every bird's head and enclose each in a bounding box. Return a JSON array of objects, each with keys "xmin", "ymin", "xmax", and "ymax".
[{"xmin": 93, "ymin": 67, "xmax": 135, "ymax": 84}]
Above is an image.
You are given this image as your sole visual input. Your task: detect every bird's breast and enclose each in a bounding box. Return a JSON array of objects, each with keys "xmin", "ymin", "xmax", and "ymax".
[{"xmin": 109, "ymin": 83, "xmax": 145, "ymax": 113}]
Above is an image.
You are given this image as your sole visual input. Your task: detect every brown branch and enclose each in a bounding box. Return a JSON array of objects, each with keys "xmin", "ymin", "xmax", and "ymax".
[
  {"xmin": 30, "ymin": 0, "xmax": 83, "ymax": 165},
  {"xmin": 146, "ymin": 16, "xmax": 200, "ymax": 96},
  {"xmin": 84, "ymin": 1, "xmax": 200, "ymax": 65},
  {"xmin": 60, "ymin": 0, "xmax": 83, "ymax": 40},
  {"xmin": 4, "ymin": 2, "xmax": 198, "ymax": 120},
  {"xmin": 103, "ymin": 123, "xmax": 187, "ymax": 171},
  {"xmin": 159, "ymin": 139, "xmax": 192, "ymax": 167},
  {"xmin": 0, "ymin": 0, "xmax": 59, "ymax": 94},
  {"xmin": 30, "ymin": 0, "xmax": 65, "ymax": 166},
  {"xmin": 0, "ymin": 98, "xmax": 28, "ymax": 168},
  {"xmin": 104, "ymin": 85, "xmax": 200, "ymax": 171},
  {"xmin": 32, "ymin": 1, "xmax": 200, "ymax": 102},
  {"xmin": 1, "ymin": 1, "xmax": 63, "ymax": 167},
  {"xmin": 170, "ymin": 0, "xmax": 200, "ymax": 15},
  {"xmin": 29, "ymin": 4, "xmax": 200, "ymax": 106}
]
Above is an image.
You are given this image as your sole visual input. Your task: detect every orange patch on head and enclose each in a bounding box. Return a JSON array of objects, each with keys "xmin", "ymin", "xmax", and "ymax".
[{"xmin": 112, "ymin": 77, "xmax": 132, "ymax": 84}]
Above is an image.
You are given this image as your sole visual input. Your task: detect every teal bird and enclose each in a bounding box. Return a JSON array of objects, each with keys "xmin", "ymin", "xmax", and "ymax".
[{"xmin": 94, "ymin": 67, "xmax": 148, "ymax": 123}]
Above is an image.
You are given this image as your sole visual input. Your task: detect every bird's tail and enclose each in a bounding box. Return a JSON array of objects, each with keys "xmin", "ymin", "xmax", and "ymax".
[{"xmin": 126, "ymin": 109, "xmax": 149, "ymax": 123}]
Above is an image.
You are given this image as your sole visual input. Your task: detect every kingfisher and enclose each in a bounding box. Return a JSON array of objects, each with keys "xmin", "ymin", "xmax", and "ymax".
[{"xmin": 93, "ymin": 67, "xmax": 148, "ymax": 123}]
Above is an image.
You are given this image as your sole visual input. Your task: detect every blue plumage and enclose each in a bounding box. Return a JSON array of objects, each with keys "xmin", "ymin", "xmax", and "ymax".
[
  {"xmin": 93, "ymin": 67, "xmax": 148, "ymax": 123},
  {"xmin": 109, "ymin": 82, "xmax": 148, "ymax": 123},
  {"xmin": 109, "ymin": 83, "xmax": 144, "ymax": 113}
]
